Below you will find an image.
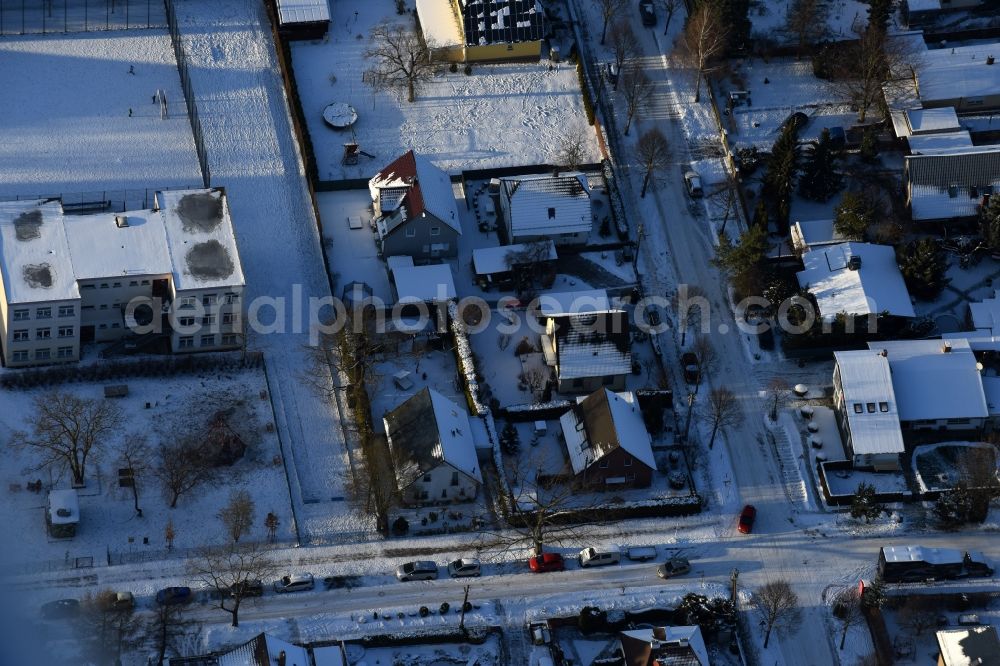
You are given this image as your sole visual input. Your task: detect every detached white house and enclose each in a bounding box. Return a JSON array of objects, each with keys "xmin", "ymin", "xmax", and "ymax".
[
  {"xmin": 369, "ymin": 151, "xmax": 461, "ymax": 260},
  {"xmin": 832, "ymin": 350, "xmax": 906, "ymax": 471},
  {"xmin": 904, "ymin": 147, "xmax": 1000, "ymax": 223},
  {"xmin": 498, "ymin": 172, "xmax": 593, "ymax": 245},
  {"xmin": 383, "ymin": 388, "xmax": 482, "ymax": 506},
  {"xmin": 797, "ymin": 242, "xmax": 915, "ymax": 321}
]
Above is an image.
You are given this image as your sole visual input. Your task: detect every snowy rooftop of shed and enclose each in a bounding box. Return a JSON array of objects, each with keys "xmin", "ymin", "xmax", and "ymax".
[
  {"xmin": 415, "ymin": 0, "xmax": 464, "ymax": 48},
  {"xmin": 276, "ymin": 0, "xmax": 331, "ymax": 25},
  {"xmin": 391, "ymin": 262, "xmax": 456, "ymax": 302},
  {"xmin": 906, "ymin": 107, "xmax": 960, "ymax": 135},
  {"xmin": 472, "ymin": 240, "xmax": 557, "ymax": 275},
  {"xmin": 797, "ymin": 242, "xmax": 915, "ymax": 320},
  {"xmin": 47, "ymin": 489, "xmax": 80, "ymax": 525},
  {"xmin": 538, "ymin": 289, "xmax": 611, "ymax": 317},
  {"xmin": 868, "ymin": 339, "xmax": 988, "ymax": 421},
  {"xmin": 833, "ymin": 350, "xmax": 905, "ymax": 456},
  {"xmin": 907, "ymin": 131, "xmax": 973, "ymax": 154}
]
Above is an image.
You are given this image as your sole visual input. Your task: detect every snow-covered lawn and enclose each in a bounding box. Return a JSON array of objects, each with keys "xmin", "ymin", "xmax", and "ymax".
[
  {"xmin": 0, "ymin": 369, "xmax": 296, "ymax": 572},
  {"xmin": 288, "ymin": 0, "xmax": 598, "ymax": 180},
  {"xmin": 0, "ymin": 30, "xmax": 202, "ymax": 201},
  {"xmin": 913, "ymin": 256, "xmax": 1000, "ymax": 333},
  {"xmin": 748, "ymin": 0, "xmax": 902, "ymax": 43},
  {"xmin": 912, "ymin": 441, "xmax": 998, "ymax": 494}
]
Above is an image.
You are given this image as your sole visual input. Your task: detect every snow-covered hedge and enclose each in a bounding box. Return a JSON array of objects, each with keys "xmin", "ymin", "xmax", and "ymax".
[{"xmin": 448, "ymin": 301, "xmax": 488, "ymax": 416}]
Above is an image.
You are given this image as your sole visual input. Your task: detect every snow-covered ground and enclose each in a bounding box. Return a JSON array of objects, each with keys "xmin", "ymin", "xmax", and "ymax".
[
  {"xmin": 0, "ymin": 30, "xmax": 202, "ymax": 202},
  {"xmin": 748, "ymin": 0, "xmax": 902, "ymax": 42},
  {"xmin": 288, "ymin": 0, "xmax": 598, "ymax": 180},
  {"xmin": 0, "ymin": 370, "xmax": 296, "ymax": 573}
]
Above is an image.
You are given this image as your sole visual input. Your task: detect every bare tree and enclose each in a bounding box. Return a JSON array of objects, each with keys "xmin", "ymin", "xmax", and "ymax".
[
  {"xmin": 189, "ymin": 542, "xmax": 277, "ymax": 627},
  {"xmin": 691, "ymin": 334, "xmax": 718, "ymax": 389},
  {"xmin": 766, "ymin": 377, "xmax": 792, "ymax": 421},
  {"xmin": 479, "ymin": 453, "xmax": 599, "ymax": 556},
  {"xmin": 636, "ymin": 128, "xmax": 671, "ymax": 198},
  {"xmin": 77, "ymin": 589, "xmax": 141, "ymax": 664},
  {"xmin": 956, "ymin": 448, "xmax": 1000, "ymax": 522},
  {"xmin": 153, "ymin": 439, "xmax": 213, "ymax": 509},
  {"xmin": 218, "ymin": 489, "xmax": 255, "ymax": 543},
  {"xmin": 785, "ymin": 0, "xmax": 828, "ymax": 60},
  {"xmin": 654, "ymin": 0, "xmax": 681, "ymax": 36},
  {"xmin": 146, "ymin": 603, "xmax": 192, "ymax": 665},
  {"xmin": 678, "ymin": 3, "xmax": 727, "ymax": 102},
  {"xmin": 556, "ymin": 127, "xmax": 590, "ymax": 170},
  {"xmin": 833, "ymin": 587, "xmax": 865, "ymax": 650},
  {"xmin": 164, "ymin": 519, "xmax": 176, "ymax": 550},
  {"xmin": 593, "ymin": 0, "xmax": 629, "ymax": 44},
  {"xmin": 704, "ymin": 387, "xmax": 743, "ymax": 449},
  {"xmin": 608, "ymin": 21, "xmax": 639, "ymax": 91},
  {"xmin": 671, "ymin": 284, "xmax": 709, "ymax": 346},
  {"xmin": 832, "ymin": 27, "xmax": 923, "ymax": 123},
  {"xmin": 620, "ymin": 66, "xmax": 653, "ymax": 136},
  {"xmin": 363, "ymin": 21, "xmax": 436, "ymax": 103},
  {"xmin": 754, "ymin": 580, "xmax": 800, "ymax": 648},
  {"xmin": 117, "ymin": 437, "xmax": 151, "ymax": 518},
  {"xmin": 898, "ymin": 596, "xmax": 937, "ymax": 636},
  {"xmin": 11, "ymin": 393, "xmax": 123, "ymax": 486}
]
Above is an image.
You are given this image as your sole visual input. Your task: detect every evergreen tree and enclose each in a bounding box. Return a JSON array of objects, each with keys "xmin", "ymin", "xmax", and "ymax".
[
  {"xmin": 980, "ymin": 195, "xmax": 1000, "ymax": 253},
  {"xmin": 850, "ymin": 482, "xmax": 884, "ymax": 523},
  {"xmin": 751, "ymin": 199, "xmax": 769, "ymax": 231},
  {"xmin": 861, "ymin": 578, "xmax": 886, "ymax": 609},
  {"xmin": 933, "ymin": 483, "xmax": 976, "ymax": 527},
  {"xmin": 499, "ymin": 421, "xmax": 520, "ymax": 455},
  {"xmin": 833, "ymin": 191, "xmax": 879, "ymax": 241},
  {"xmin": 859, "ymin": 127, "xmax": 879, "ymax": 163},
  {"xmin": 762, "ymin": 123, "xmax": 800, "ymax": 235},
  {"xmin": 714, "ymin": 226, "xmax": 769, "ymax": 298},
  {"xmin": 866, "ymin": 0, "xmax": 893, "ymax": 33},
  {"xmin": 898, "ymin": 238, "xmax": 950, "ymax": 300},
  {"xmin": 799, "ymin": 129, "xmax": 843, "ymax": 202}
]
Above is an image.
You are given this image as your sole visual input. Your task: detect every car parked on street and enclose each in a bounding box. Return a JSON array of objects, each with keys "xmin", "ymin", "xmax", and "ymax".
[
  {"xmin": 578, "ymin": 547, "xmax": 621, "ymax": 568},
  {"xmin": 41, "ymin": 598, "xmax": 80, "ymax": 619},
  {"xmin": 447, "ymin": 558, "xmax": 482, "ymax": 578},
  {"xmin": 681, "ymin": 352, "xmax": 700, "ymax": 384},
  {"xmin": 656, "ymin": 557, "xmax": 692, "ymax": 579},
  {"xmin": 396, "ymin": 561, "xmax": 439, "ymax": 581},
  {"xmin": 738, "ymin": 505, "xmax": 757, "ymax": 534},
  {"xmin": 529, "ymin": 553, "xmax": 566, "ymax": 573},
  {"xmin": 155, "ymin": 587, "xmax": 193, "ymax": 606},
  {"xmin": 230, "ymin": 579, "xmax": 264, "ymax": 598},
  {"xmin": 639, "ymin": 0, "xmax": 656, "ymax": 26},
  {"xmin": 273, "ymin": 573, "xmax": 314, "ymax": 593},
  {"xmin": 683, "ymin": 170, "xmax": 704, "ymax": 198}
]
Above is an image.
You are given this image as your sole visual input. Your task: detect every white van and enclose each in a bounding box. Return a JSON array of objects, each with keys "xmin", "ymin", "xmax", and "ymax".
[{"xmin": 578, "ymin": 547, "xmax": 621, "ymax": 568}]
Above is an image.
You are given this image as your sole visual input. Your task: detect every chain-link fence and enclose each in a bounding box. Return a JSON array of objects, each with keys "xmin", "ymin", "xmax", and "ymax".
[
  {"xmin": 0, "ymin": 184, "xmax": 202, "ymax": 213},
  {"xmin": 164, "ymin": 0, "xmax": 210, "ymax": 188},
  {"xmin": 0, "ymin": 0, "xmax": 165, "ymax": 35}
]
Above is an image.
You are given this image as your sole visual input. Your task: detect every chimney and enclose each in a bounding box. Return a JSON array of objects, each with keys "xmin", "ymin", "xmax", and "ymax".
[
  {"xmin": 115, "ymin": 214, "xmax": 129, "ymax": 228},
  {"xmin": 880, "ymin": 349, "xmax": 888, "ymax": 357},
  {"xmin": 988, "ymin": 55, "xmax": 995, "ymax": 65},
  {"xmin": 278, "ymin": 650, "xmax": 286, "ymax": 666},
  {"xmin": 847, "ymin": 255, "xmax": 862, "ymax": 271},
  {"xmin": 942, "ymin": 342, "xmax": 952, "ymax": 353},
  {"xmin": 652, "ymin": 627, "xmax": 667, "ymax": 641}
]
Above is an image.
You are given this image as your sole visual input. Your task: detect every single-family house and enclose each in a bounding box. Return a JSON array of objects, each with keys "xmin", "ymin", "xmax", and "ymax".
[
  {"xmin": 498, "ymin": 172, "xmax": 593, "ymax": 245},
  {"xmin": 904, "ymin": 147, "xmax": 1000, "ymax": 222},
  {"xmin": 832, "ymin": 350, "xmax": 906, "ymax": 471},
  {"xmin": 619, "ymin": 626, "xmax": 710, "ymax": 666},
  {"xmin": 912, "ymin": 42, "xmax": 1000, "ymax": 112},
  {"xmin": 216, "ymin": 632, "xmax": 311, "ymax": 666},
  {"xmin": 560, "ymin": 389, "xmax": 656, "ymax": 489},
  {"xmin": 870, "ymin": 339, "xmax": 989, "ymax": 433},
  {"xmin": 904, "ymin": 0, "xmax": 983, "ymax": 28},
  {"xmin": 383, "ymin": 388, "xmax": 483, "ymax": 506},
  {"xmin": 936, "ymin": 626, "xmax": 1000, "ymax": 666},
  {"xmin": 274, "ymin": 0, "xmax": 330, "ymax": 40},
  {"xmin": 46, "ymin": 489, "xmax": 80, "ymax": 538},
  {"xmin": 789, "ymin": 219, "xmax": 847, "ymax": 255},
  {"xmin": 369, "ymin": 151, "xmax": 461, "ymax": 260},
  {"xmin": 416, "ymin": 0, "xmax": 544, "ymax": 62},
  {"xmin": 797, "ymin": 242, "xmax": 915, "ymax": 321},
  {"xmin": 471, "ymin": 240, "xmax": 557, "ymax": 290},
  {"xmin": 540, "ymin": 295, "xmax": 631, "ymax": 393}
]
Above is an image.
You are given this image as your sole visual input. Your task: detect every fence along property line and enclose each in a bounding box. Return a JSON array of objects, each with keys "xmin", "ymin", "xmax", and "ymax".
[
  {"xmin": 163, "ymin": 0, "xmax": 210, "ymax": 188},
  {"xmin": 0, "ymin": 0, "xmax": 166, "ymax": 35}
]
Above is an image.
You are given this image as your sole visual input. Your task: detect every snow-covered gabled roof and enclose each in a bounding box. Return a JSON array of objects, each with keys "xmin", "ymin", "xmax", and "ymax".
[
  {"xmin": 619, "ymin": 625, "xmax": 709, "ymax": 666},
  {"xmin": 560, "ymin": 389, "xmax": 655, "ymax": 475},
  {"xmin": 905, "ymin": 107, "xmax": 961, "ymax": 135},
  {"xmin": 868, "ymin": 339, "xmax": 988, "ymax": 422},
  {"xmin": 472, "ymin": 240, "xmax": 557, "ymax": 275},
  {"xmin": 918, "ymin": 42, "xmax": 1000, "ymax": 106},
  {"xmin": 276, "ymin": 0, "xmax": 330, "ymax": 25},
  {"xmin": 500, "ymin": 172, "xmax": 592, "ymax": 238},
  {"xmin": 383, "ymin": 388, "xmax": 482, "ymax": 490},
  {"xmin": 415, "ymin": 0, "xmax": 464, "ymax": 48},
  {"xmin": 538, "ymin": 289, "xmax": 611, "ymax": 318},
  {"xmin": 905, "ymin": 147, "xmax": 1000, "ymax": 220},
  {"xmin": 217, "ymin": 632, "xmax": 310, "ymax": 666},
  {"xmin": 936, "ymin": 626, "xmax": 1000, "ymax": 666},
  {"xmin": 391, "ymin": 262, "xmax": 456, "ymax": 302},
  {"xmin": 369, "ymin": 151, "xmax": 461, "ymax": 235},
  {"xmin": 834, "ymin": 350, "xmax": 905, "ymax": 456},
  {"xmin": 797, "ymin": 242, "xmax": 915, "ymax": 320},
  {"xmin": 554, "ymin": 310, "xmax": 631, "ymax": 381}
]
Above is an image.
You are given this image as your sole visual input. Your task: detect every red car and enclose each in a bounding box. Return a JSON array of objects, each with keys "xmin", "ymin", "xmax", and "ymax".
[
  {"xmin": 529, "ymin": 553, "xmax": 565, "ymax": 573},
  {"xmin": 737, "ymin": 505, "xmax": 757, "ymax": 534}
]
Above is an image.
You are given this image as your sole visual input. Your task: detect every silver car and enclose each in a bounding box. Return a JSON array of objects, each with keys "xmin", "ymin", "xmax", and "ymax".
[
  {"xmin": 447, "ymin": 558, "xmax": 482, "ymax": 578},
  {"xmin": 274, "ymin": 573, "xmax": 314, "ymax": 593},
  {"xmin": 656, "ymin": 557, "xmax": 691, "ymax": 579},
  {"xmin": 396, "ymin": 561, "xmax": 439, "ymax": 581}
]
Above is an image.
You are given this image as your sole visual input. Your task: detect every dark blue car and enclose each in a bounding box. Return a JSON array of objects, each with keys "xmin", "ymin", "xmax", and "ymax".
[{"xmin": 155, "ymin": 586, "xmax": 192, "ymax": 606}]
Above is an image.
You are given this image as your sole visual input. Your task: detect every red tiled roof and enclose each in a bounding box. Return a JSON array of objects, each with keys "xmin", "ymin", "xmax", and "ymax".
[{"xmin": 375, "ymin": 150, "xmax": 426, "ymax": 218}]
